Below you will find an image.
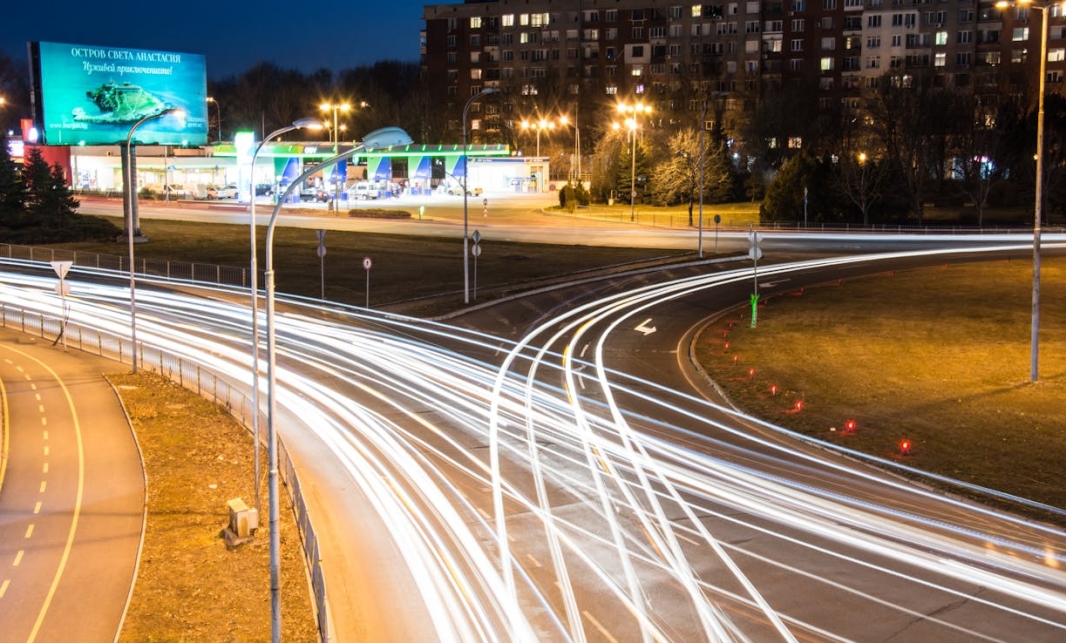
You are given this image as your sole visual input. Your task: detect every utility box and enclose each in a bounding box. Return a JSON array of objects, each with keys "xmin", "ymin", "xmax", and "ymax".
[{"xmin": 225, "ymin": 497, "xmax": 259, "ymax": 545}]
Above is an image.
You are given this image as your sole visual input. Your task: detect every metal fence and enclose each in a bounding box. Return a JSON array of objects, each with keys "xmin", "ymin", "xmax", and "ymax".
[
  {"xmin": 0, "ymin": 243, "xmax": 252, "ymax": 288},
  {"xmin": 0, "ymin": 303, "xmax": 331, "ymax": 643}
]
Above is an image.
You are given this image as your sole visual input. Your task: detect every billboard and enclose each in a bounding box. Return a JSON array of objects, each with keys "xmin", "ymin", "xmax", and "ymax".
[{"xmin": 30, "ymin": 41, "xmax": 208, "ymax": 146}]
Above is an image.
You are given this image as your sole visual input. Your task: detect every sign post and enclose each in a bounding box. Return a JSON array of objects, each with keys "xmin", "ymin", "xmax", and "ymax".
[
  {"xmin": 748, "ymin": 229, "xmax": 762, "ymax": 328},
  {"xmin": 362, "ymin": 256, "xmax": 372, "ymax": 308},
  {"xmin": 471, "ymin": 230, "xmax": 482, "ymax": 301},
  {"xmin": 315, "ymin": 230, "xmax": 327, "ymax": 300},
  {"xmin": 50, "ymin": 260, "xmax": 73, "ymax": 351}
]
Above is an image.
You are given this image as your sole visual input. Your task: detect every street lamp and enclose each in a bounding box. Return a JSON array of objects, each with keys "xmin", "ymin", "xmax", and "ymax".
[
  {"xmin": 263, "ymin": 126, "xmax": 411, "ymax": 643},
  {"xmin": 463, "ymin": 87, "xmax": 499, "ymax": 304},
  {"xmin": 125, "ymin": 107, "xmax": 183, "ymax": 374},
  {"xmin": 248, "ymin": 117, "xmax": 321, "ymax": 520},
  {"xmin": 520, "ymin": 117, "xmax": 555, "ymax": 157},
  {"xmin": 320, "ymin": 102, "xmax": 352, "ymax": 203},
  {"xmin": 996, "ymin": 0, "xmax": 1051, "ymax": 382},
  {"xmin": 615, "ymin": 101, "xmax": 652, "ymax": 222},
  {"xmin": 206, "ymin": 96, "xmax": 221, "ymax": 143},
  {"xmin": 559, "ymin": 114, "xmax": 581, "ymax": 184}
]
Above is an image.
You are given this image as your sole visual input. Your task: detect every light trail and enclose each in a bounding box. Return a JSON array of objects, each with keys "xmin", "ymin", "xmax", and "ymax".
[{"xmin": 2, "ymin": 242, "xmax": 1065, "ymax": 642}]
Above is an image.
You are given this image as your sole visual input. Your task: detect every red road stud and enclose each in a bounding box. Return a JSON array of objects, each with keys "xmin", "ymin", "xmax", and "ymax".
[
  {"xmin": 844, "ymin": 419, "xmax": 857, "ymax": 433},
  {"xmin": 733, "ymin": 355, "xmax": 739, "ymax": 365},
  {"xmin": 899, "ymin": 439, "xmax": 912, "ymax": 455},
  {"xmin": 770, "ymin": 385, "xmax": 778, "ymax": 396}
]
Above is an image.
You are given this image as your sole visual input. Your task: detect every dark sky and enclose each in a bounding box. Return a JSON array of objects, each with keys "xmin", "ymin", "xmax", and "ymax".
[{"xmin": 2, "ymin": 0, "xmax": 428, "ymax": 79}]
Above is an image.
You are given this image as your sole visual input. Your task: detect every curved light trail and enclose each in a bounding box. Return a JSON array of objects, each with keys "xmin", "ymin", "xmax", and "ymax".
[{"xmin": 1, "ymin": 242, "xmax": 1065, "ymax": 642}]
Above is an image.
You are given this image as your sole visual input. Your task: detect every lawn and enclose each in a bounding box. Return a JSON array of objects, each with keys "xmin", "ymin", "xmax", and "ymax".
[
  {"xmin": 694, "ymin": 257, "xmax": 1066, "ymax": 522},
  {"xmin": 55, "ymin": 216, "xmax": 686, "ymax": 315}
]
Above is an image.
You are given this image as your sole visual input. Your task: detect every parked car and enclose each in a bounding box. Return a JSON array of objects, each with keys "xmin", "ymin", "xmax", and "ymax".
[
  {"xmin": 143, "ymin": 183, "xmax": 187, "ymax": 199},
  {"xmin": 254, "ymin": 183, "xmax": 274, "ymax": 196},
  {"xmin": 207, "ymin": 183, "xmax": 239, "ymax": 199},
  {"xmin": 300, "ymin": 187, "xmax": 331, "ymax": 203}
]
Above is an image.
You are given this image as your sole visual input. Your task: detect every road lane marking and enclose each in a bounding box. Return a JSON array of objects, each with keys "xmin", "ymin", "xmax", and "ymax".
[
  {"xmin": 24, "ymin": 525, "xmax": 34, "ymax": 539},
  {"xmin": 13, "ymin": 551, "xmax": 23, "ymax": 566},
  {"xmin": 39, "ymin": 482, "xmax": 46, "ymax": 492},
  {"xmin": 34, "ymin": 501, "xmax": 42, "ymax": 515},
  {"xmin": 634, "ymin": 318, "xmax": 657, "ymax": 336},
  {"xmin": 41, "ymin": 464, "xmax": 48, "ymax": 475},
  {"xmin": 0, "ymin": 580, "xmax": 8, "ymax": 598},
  {"xmin": 41, "ymin": 417, "xmax": 47, "ymax": 427},
  {"xmin": 43, "ymin": 446, "xmax": 49, "ymax": 457},
  {"xmin": 42, "ymin": 430, "xmax": 48, "ymax": 440},
  {"xmin": 583, "ymin": 611, "xmax": 620, "ymax": 643},
  {"xmin": 38, "ymin": 405, "xmax": 45, "ymax": 413},
  {"xmin": 2, "ymin": 345, "xmax": 87, "ymax": 643}
]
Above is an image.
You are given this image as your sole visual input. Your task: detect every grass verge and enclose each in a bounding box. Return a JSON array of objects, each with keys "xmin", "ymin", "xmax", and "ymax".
[
  {"xmin": 110, "ymin": 372, "xmax": 318, "ymax": 643},
  {"xmin": 694, "ymin": 257, "xmax": 1066, "ymax": 523},
  {"xmin": 54, "ymin": 217, "xmax": 685, "ymax": 315}
]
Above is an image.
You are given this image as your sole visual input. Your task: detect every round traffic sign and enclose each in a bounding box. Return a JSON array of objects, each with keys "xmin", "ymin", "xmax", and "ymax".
[
  {"xmin": 317, "ymin": 245, "xmax": 326, "ymax": 258},
  {"xmin": 471, "ymin": 244, "xmax": 482, "ymax": 257},
  {"xmin": 362, "ymin": 257, "xmax": 372, "ymax": 270}
]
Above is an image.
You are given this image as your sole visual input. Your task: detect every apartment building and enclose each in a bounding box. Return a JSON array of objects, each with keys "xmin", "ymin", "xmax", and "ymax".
[{"xmin": 421, "ymin": 0, "xmax": 1065, "ymax": 142}]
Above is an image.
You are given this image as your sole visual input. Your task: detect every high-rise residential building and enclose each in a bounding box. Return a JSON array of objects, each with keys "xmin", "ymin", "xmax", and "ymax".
[{"xmin": 421, "ymin": 0, "xmax": 1065, "ymax": 144}]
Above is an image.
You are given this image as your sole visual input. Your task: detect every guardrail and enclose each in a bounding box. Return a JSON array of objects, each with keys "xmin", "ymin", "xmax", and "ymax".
[
  {"xmin": 0, "ymin": 243, "xmax": 252, "ymax": 288},
  {"xmin": 0, "ymin": 302, "xmax": 332, "ymax": 642}
]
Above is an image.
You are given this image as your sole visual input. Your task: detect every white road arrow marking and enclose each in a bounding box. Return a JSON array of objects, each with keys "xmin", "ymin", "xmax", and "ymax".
[{"xmin": 635, "ymin": 319, "xmax": 657, "ymax": 336}]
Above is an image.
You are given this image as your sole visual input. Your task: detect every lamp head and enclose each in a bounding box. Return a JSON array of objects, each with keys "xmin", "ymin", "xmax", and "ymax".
[
  {"xmin": 362, "ymin": 126, "xmax": 413, "ymax": 150},
  {"xmin": 293, "ymin": 117, "xmax": 324, "ymax": 131}
]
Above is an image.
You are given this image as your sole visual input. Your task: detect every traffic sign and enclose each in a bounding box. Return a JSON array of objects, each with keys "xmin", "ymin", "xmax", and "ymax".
[
  {"xmin": 362, "ymin": 257, "xmax": 372, "ymax": 270},
  {"xmin": 50, "ymin": 260, "xmax": 73, "ymax": 279},
  {"xmin": 472, "ymin": 230, "xmax": 481, "ymax": 244},
  {"xmin": 55, "ymin": 281, "xmax": 72, "ymax": 296}
]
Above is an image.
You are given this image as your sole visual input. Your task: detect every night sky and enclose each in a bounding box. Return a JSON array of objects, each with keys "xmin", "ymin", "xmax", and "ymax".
[{"xmin": 2, "ymin": 0, "xmax": 429, "ymax": 78}]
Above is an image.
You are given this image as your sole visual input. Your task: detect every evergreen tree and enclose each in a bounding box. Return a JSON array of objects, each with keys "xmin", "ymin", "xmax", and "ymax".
[
  {"xmin": 22, "ymin": 147, "xmax": 79, "ymax": 225},
  {"xmin": 0, "ymin": 135, "xmax": 26, "ymax": 229},
  {"xmin": 616, "ymin": 139, "xmax": 652, "ymax": 204}
]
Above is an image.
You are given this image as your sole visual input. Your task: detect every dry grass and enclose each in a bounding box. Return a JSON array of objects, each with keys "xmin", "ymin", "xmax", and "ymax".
[
  {"xmin": 110, "ymin": 372, "xmax": 318, "ymax": 643},
  {"xmin": 695, "ymin": 257, "xmax": 1066, "ymax": 519}
]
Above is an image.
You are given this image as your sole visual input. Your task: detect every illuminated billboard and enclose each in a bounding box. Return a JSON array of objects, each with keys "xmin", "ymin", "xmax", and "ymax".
[{"xmin": 29, "ymin": 41, "xmax": 208, "ymax": 146}]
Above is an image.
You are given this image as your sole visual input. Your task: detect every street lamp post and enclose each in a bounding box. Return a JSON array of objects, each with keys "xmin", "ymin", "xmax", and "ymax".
[
  {"xmin": 997, "ymin": 0, "xmax": 1049, "ymax": 381},
  {"xmin": 616, "ymin": 102, "xmax": 652, "ymax": 222},
  {"xmin": 559, "ymin": 115, "xmax": 581, "ymax": 184},
  {"xmin": 248, "ymin": 117, "xmax": 321, "ymax": 519},
  {"xmin": 321, "ymin": 102, "xmax": 352, "ymax": 204},
  {"xmin": 125, "ymin": 107, "xmax": 182, "ymax": 374},
  {"xmin": 206, "ymin": 97, "xmax": 221, "ymax": 143},
  {"xmin": 463, "ymin": 88, "xmax": 499, "ymax": 304},
  {"xmin": 262, "ymin": 126, "xmax": 411, "ymax": 643}
]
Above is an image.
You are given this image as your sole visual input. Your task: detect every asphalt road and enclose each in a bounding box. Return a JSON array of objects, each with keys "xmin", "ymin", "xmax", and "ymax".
[{"xmin": 0, "ymin": 330, "xmax": 142, "ymax": 643}]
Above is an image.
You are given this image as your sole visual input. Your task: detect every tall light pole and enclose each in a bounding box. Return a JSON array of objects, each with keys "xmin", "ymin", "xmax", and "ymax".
[
  {"xmin": 320, "ymin": 102, "xmax": 351, "ymax": 203},
  {"xmin": 615, "ymin": 101, "xmax": 652, "ymax": 222},
  {"xmin": 559, "ymin": 114, "xmax": 581, "ymax": 184},
  {"xmin": 206, "ymin": 96, "xmax": 221, "ymax": 143},
  {"xmin": 125, "ymin": 107, "xmax": 182, "ymax": 374},
  {"xmin": 520, "ymin": 117, "xmax": 555, "ymax": 157},
  {"xmin": 463, "ymin": 87, "xmax": 499, "ymax": 304},
  {"xmin": 262, "ymin": 126, "xmax": 411, "ymax": 643},
  {"xmin": 262, "ymin": 128, "xmax": 410, "ymax": 637},
  {"xmin": 248, "ymin": 117, "xmax": 321, "ymax": 519},
  {"xmin": 997, "ymin": 0, "xmax": 1049, "ymax": 381}
]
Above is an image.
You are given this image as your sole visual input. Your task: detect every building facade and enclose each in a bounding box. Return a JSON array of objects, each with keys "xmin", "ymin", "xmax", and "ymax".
[{"xmin": 422, "ymin": 0, "xmax": 1066, "ymax": 146}]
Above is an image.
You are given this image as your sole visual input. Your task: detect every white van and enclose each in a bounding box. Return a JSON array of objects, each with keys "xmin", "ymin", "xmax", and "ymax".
[{"xmin": 349, "ymin": 181, "xmax": 381, "ymax": 200}]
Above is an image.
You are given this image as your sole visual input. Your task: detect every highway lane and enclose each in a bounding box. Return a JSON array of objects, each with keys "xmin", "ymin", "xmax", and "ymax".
[
  {"xmin": 72, "ymin": 195, "xmax": 1051, "ymax": 253},
  {"xmin": 453, "ymin": 246, "xmax": 1066, "ymax": 641},
  {"xmin": 2, "ymin": 244, "xmax": 1065, "ymax": 641},
  {"xmin": 0, "ymin": 330, "xmax": 143, "ymax": 643}
]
